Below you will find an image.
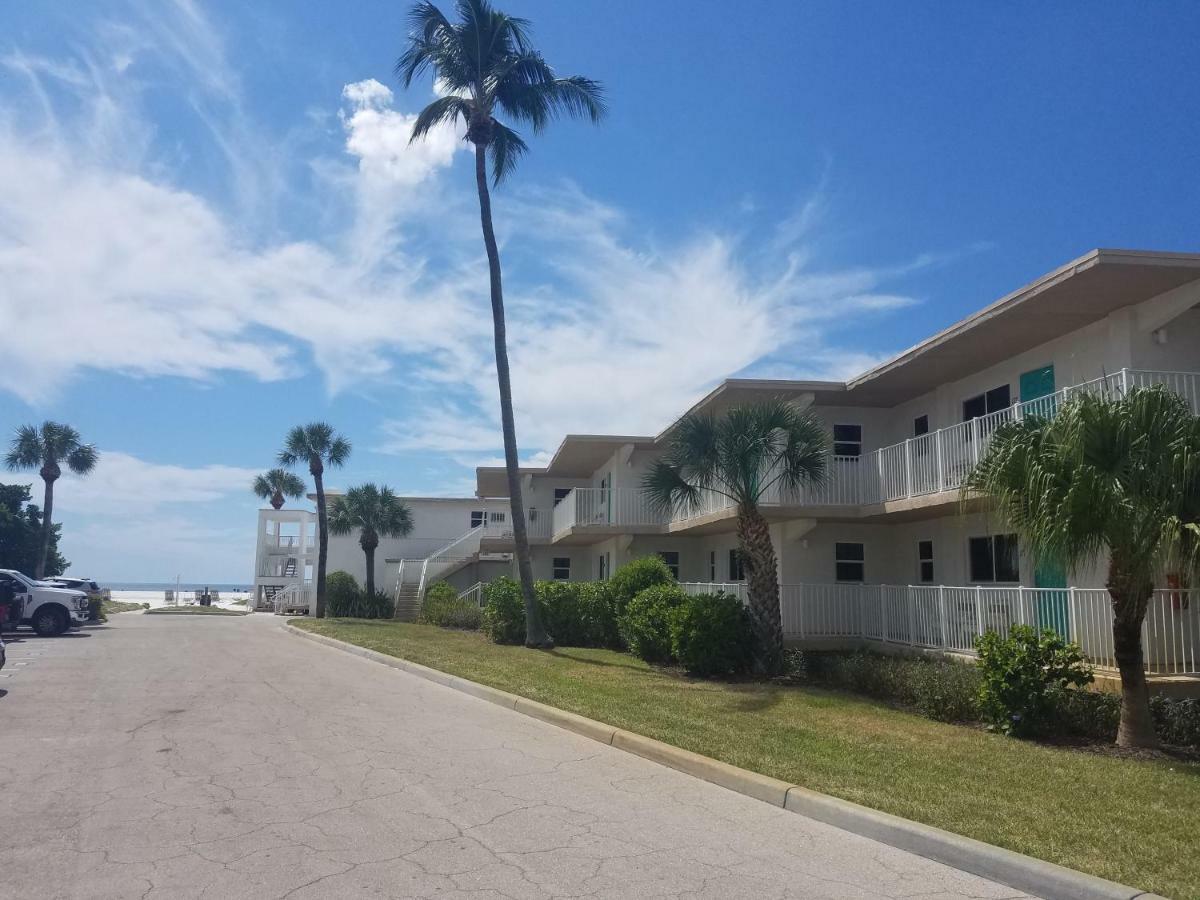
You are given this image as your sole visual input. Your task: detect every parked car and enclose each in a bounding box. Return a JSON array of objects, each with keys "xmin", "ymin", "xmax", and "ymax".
[
  {"xmin": 0, "ymin": 570, "xmax": 89, "ymax": 636},
  {"xmin": 45, "ymin": 576, "xmax": 103, "ymax": 598}
]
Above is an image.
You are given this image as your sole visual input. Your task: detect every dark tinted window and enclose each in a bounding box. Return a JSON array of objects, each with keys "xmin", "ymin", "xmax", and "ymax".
[
  {"xmin": 914, "ymin": 415, "xmax": 929, "ymax": 436},
  {"xmin": 835, "ymin": 542, "xmax": 865, "ymax": 582},
  {"xmin": 832, "ymin": 424, "xmax": 862, "ymax": 458},
  {"xmin": 728, "ymin": 549, "xmax": 745, "ymax": 581}
]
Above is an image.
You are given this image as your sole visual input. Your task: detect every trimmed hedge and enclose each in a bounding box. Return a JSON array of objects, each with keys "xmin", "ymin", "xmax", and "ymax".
[
  {"xmin": 481, "ymin": 577, "xmax": 621, "ymax": 648},
  {"xmin": 801, "ymin": 650, "xmax": 982, "ymax": 723},
  {"xmin": 420, "ymin": 581, "xmax": 483, "ymax": 630},
  {"xmin": 670, "ymin": 592, "xmax": 755, "ymax": 676},
  {"xmin": 619, "ymin": 583, "xmax": 687, "ymax": 663},
  {"xmin": 608, "ymin": 555, "xmax": 674, "ymax": 617},
  {"xmin": 482, "ymin": 577, "xmax": 526, "ymax": 644},
  {"xmin": 326, "ymin": 571, "xmax": 360, "ymax": 614}
]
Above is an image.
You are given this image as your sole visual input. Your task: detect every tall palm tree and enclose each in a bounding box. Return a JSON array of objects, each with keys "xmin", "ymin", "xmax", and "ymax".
[
  {"xmin": 643, "ymin": 400, "xmax": 828, "ymax": 674},
  {"xmin": 253, "ymin": 468, "xmax": 306, "ymax": 510},
  {"xmin": 329, "ymin": 484, "xmax": 414, "ymax": 598},
  {"xmin": 278, "ymin": 424, "xmax": 351, "ymax": 618},
  {"xmin": 5, "ymin": 422, "xmax": 99, "ymax": 579},
  {"xmin": 398, "ymin": 0, "xmax": 605, "ymax": 648},
  {"xmin": 966, "ymin": 386, "xmax": 1200, "ymax": 749}
]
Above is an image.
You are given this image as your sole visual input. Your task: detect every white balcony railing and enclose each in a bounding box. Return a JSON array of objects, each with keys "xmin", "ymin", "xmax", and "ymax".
[
  {"xmin": 680, "ymin": 581, "xmax": 1200, "ymax": 675},
  {"xmin": 482, "ymin": 509, "xmax": 552, "ymax": 541},
  {"xmin": 552, "ymin": 488, "xmax": 667, "ymax": 536},
  {"xmin": 665, "ymin": 368, "xmax": 1199, "ymax": 525}
]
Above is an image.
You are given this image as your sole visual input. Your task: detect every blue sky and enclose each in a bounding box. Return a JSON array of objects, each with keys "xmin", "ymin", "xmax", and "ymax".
[{"xmin": 0, "ymin": 1, "xmax": 1196, "ymax": 582}]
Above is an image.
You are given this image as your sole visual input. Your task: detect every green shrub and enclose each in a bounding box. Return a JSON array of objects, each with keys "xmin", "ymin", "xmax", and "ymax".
[
  {"xmin": 1049, "ymin": 687, "xmax": 1120, "ymax": 740},
  {"xmin": 804, "ymin": 651, "xmax": 981, "ymax": 723},
  {"xmin": 325, "ymin": 571, "xmax": 360, "ymax": 615},
  {"xmin": 538, "ymin": 580, "xmax": 589, "ymax": 646},
  {"xmin": 576, "ymin": 580, "xmax": 621, "ymax": 649},
  {"xmin": 976, "ymin": 625, "xmax": 1093, "ymax": 737},
  {"xmin": 620, "ymin": 583, "xmax": 687, "ymax": 663},
  {"xmin": 328, "ymin": 586, "xmax": 393, "ymax": 619},
  {"xmin": 482, "ymin": 577, "xmax": 526, "ymax": 644},
  {"xmin": 87, "ymin": 597, "xmax": 104, "ymax": 622},
  {"xmin": 670, "ymin": 592, "xmax": 755, "ymax": 677},
  {"xmin": 1151, "ymin": 696, "xmax": 1200, "ymax": 747},
  {"xmin": 608, "ymin": 556, "xmax": 674, "ymax": 617},
  {"xmin": 420, "ymin": 582, "xmax": 483, "ymax": 630}
]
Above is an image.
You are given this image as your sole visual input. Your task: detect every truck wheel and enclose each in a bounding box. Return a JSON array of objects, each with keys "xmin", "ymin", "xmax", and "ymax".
[{"xmin": 32, "ymin": 606, "xmax": 67, "ymax": 637}]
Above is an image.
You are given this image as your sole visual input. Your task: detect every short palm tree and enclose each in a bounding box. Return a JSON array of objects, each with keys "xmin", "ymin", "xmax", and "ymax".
[
  {"xmin": 643, "ymin": 400, "xmax": 829, "ymax": 674},
  {"xmin": 5, "ymin": 422, "xmax": 99, "ymax": 579},
  {"xmin": 966, "ymin": 386, "xmax": 1200, "ymax": 749},
  {"xmin": 278, "ymin": 424, "xmax": 351, "ymax": 619},
  {"xmin": 253, "ymin": 468, "xmax": 306, "ymax": 510},
  {"xmin": 329, "ymin": 484, "xmax": 414, "ymax": 598},
  {"xmin": 398, "ymin": 0, "xmax": 605, "ymax": 649}
]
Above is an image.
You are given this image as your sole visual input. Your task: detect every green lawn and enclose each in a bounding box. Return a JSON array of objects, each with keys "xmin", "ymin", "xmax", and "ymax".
[
  {"xmin": 145, "ymin": 606, "xmax": 249, "ymax": 616},
  {"xmin": 295, "ymin": 619, "xmax": 1199, "ymax": 898}
]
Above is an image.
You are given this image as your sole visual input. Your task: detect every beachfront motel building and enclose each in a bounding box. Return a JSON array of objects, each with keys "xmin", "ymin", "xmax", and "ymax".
[{"xmin": 254, "ymin": 248, "xmax": 1200, "ymax": 675}]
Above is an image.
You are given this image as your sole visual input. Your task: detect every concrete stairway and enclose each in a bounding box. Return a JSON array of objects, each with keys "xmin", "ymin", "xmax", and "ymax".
[{"xmin": 394, "ymin": 584, "xmax": 422, "ymax": 622}]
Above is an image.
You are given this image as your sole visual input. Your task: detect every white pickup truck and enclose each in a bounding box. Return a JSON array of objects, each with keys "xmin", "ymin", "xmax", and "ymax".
[{"xmin": 0, "ymin": 569, "xmax": 89, "ymax": 636}]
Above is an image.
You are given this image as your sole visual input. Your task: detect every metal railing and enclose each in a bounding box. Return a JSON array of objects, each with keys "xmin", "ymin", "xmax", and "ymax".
[
  {"xmin": 272, "ymin": 582, "xmax": 312, "ymax": 616},
  {"xmin": 666, "ymin": 369, "xmax": 1199, "ymax": 525},
  {"xmin": 682, "ymin": 581, "xmax": 1199, "ymax": 674},
  {"xmin": 458, "ymin": 582, "xmax": 485, "ymax": 607},
  {"xmin": 482, "ymin": 510, "xmax": 552, "ymax": 541},
  {"xmin": 552, "ymin": 487, "xmax": 667, "ymax": 535}
]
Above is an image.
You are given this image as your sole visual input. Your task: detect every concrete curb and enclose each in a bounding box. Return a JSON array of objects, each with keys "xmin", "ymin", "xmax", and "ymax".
[{"xmin": 283, "ymin": 624, "xmax": 1159, "ymax": 900}]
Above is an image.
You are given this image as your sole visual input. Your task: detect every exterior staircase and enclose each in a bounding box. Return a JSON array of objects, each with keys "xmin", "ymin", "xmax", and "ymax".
[{"xmin": 393, "ymin": 584, "xmax": 422, "ymax": 622}]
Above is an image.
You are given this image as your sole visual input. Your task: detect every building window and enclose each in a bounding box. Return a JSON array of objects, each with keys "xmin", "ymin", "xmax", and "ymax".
[
  {"xmin": 963, "ymin": 385, "xmax": 1011, "ymax": 422},
  {"xmin": 470, "ymin": 510, "xmax": 486, "ymax": 528},
  {"xmin": 553, "ymin": 488, "xmax": 571, "ymax": 506},
  {"xmin": 552, "ymin": 557, "xmax": 571, "ymax": 581},
  {"xmin": 658, "ymin": 551, "xmax": 680, "ymax": 580},
  {"xmin": 969, "ymin": 534, "xmax": 1019, "ymax": 583},
  {"xmin": 835, "ymin": 542, "xmax": 865, "ymax": 582},
  {"xmin": 598, "ymin": 553, "xmax": 608, "ymax": 581},
  {"xmin": 728, "ymin": 549, "xmax": 745, "ymax": 581},
  {"xmin": 709, "ymin": 550, "xmax": 716, "ymax": 582},
  {"xmin": 918, "ymin": 540, "xmax": 934, "ymax": 583},
  {"xmin": 914, "ymin": 415, "xmax": 929, "ymax": 436},
  {"xmin": 833, "ymin": 424, "xmax": 862, "ymax": 458}
]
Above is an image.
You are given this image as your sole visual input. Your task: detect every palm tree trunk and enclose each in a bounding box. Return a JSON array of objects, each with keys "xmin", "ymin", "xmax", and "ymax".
[
  {"xmin": 36, "ymin": 474, "xmax": 55, "ymax": 580},
  {"xmin": 735, "ymin": 503, "xmax": 783, "ymax": 675},
  {"xmin": 473, "ymin": 140, "xmax": 551, "ymax": 649},
  {"xmin": 363, "ymin": 541, "xmax": 376, "ymax": 598},
  {"xmin": 314, "ymin": 469, "xmax": 328, "ymax": 619},
  {"xmin": 1107, "ymin": 561, "xmax": 1158, "ymax": 749}
]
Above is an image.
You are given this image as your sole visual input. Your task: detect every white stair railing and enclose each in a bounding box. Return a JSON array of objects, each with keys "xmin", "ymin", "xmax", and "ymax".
[{"xmin": 458, "ymin": 582, "xmax": 485, "ymax": 607}]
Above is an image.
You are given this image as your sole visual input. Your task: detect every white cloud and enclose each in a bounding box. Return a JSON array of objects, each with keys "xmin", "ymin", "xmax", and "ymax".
[{"xmin": 55, "ymin": 451, "xmax": 261, "ymax": 513}]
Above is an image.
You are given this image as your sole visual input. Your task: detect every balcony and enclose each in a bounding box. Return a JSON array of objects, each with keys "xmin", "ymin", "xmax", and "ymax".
[
  {"xmin": 551, "ymin": 487, "xmax": 667, "ymax": 542},
  {"xmin": 480, "ymin": 509, "xmax": 552, "ymax": 544},
  {"xmin": 668, "ymin": 368, "xmax": 1199, "ymax": 525}
]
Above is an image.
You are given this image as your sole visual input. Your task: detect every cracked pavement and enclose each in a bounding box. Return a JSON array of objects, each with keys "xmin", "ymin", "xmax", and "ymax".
[{"xmin": 0, "ymin": 614, "xmax": 1037, "ymax": 899}]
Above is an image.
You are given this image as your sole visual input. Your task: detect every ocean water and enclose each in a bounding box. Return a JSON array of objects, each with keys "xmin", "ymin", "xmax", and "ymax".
[{"xmin": 104, "ymin": 582, "xmax": 252, "ymax": 592}]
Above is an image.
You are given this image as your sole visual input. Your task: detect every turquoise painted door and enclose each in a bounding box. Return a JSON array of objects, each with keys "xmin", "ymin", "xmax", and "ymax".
[
  {"xmin": 1019, "ymin": 365, "xmax": 1056, "ymax": 418},
  {"xmin": 1034, "ymin": 560, "xmax": 1070, "ymax": 639}
]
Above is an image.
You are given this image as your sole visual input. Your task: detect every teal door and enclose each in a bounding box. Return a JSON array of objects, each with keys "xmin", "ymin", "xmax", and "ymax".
[
  {"xmin": 1034, "ymin": 560, "xmax": 1070, "ymax": 639},
  {"xmin": 1019, "ymin": 365, "xmax": 1056, "ymax": 418}
]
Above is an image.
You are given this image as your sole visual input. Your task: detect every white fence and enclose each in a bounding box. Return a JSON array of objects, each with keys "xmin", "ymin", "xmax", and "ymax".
[
  {"xmin": 680, "ymin": 582, "xmax": 1200, "ymax": 675},
  {"xmin": 552, "ymin": 487, "xmax": 666, "ymax": 535},
  {"xmin": 272, "ymin": 582, "xmax": 312, "ymax": 616}
]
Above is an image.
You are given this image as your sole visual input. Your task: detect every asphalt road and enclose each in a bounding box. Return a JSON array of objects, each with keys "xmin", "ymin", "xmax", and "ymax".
[{"xmin": 0, "ymin": 613, "xmax": 1035, "ymax": 899}]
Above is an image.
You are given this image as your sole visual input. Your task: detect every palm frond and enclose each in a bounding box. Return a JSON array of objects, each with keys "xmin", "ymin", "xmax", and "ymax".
[
  {"xmin": 66, "ymin": 443, "xmax": 99, "ymax": 475},
  {"xmin": 6, "ymin": 424, "xmax": 43, "ymax": 471},
  {"xmin": 489, "ymin": 121, "xmax": 528, "ymax": 183},
  {"xmin": 410, "ymin": 95, "xmax": 471, "ymax": 143}
]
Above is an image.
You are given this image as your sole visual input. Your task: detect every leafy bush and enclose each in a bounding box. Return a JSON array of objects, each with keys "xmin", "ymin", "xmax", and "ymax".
[
  {"xmin": 619, "ymin": 583, "xmax": 687, "ymax": 663},
  {"xmin": 608, "ymin": 556, "xmax": 675, "ymax": 617},
  {"xmin": 976, "ymin": 625, "xmax": 1093, "ymax": 736},
  {"xmin": 670, "ymin": 592, "xmax": 755, "ymax": 677},
  {"xmin": 1151, "ymin": 696, "xmax": 1200, "ymax": 747},
  {"xmin": 538, "ymin": 580, "xmax": 589, "ymax": 646},
  {"xmin": 420, "ymin": 581, "xmax": 483, "ymax": 630},
  {"xmin": 1048, "ymin": 686, "xmax": 1120, "ymax": 740},
  {"xmin": 804, "ymin": 651, "xmax": 981, "ymax": 723},
  {"xmin": 325, "ymin": 571, "xmax": 360, "ymax": 614},
  {"xmin": 328, "ymin": 586, "xmax": 393, "ymax": 619},
  {"xmin": 576, "ymin": 580, "xmax": 622, "ymax": 649},
  {"xmin": 482, "ymin": 577, "xmax": 526, "ymax": 644}
]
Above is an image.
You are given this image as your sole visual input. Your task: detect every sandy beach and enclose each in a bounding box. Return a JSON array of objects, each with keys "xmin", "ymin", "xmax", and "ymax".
[{"xmin": 106, "ymin": 589, "xmax": 252, "ymax": 611}]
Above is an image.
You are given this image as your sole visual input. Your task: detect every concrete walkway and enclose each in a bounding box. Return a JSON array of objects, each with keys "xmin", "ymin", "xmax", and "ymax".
[{"xmin": 0, "ymin": 614, "xmax": 1035, "ymax": 899}]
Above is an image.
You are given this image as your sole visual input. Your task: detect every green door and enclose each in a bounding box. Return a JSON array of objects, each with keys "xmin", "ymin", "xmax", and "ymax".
[
  {"xmin": 1034, "ymin": 560, "xmax": 1070, "ymax": 639},
  {"xmin": 1019, "ymin": 365, "xmax": 1056, "ymax": 418}
]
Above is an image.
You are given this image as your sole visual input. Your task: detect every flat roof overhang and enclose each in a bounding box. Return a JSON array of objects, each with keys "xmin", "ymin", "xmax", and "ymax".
[{"xmin": 845, "ymin": 249, "xmax": 1200, "ymax": 406}]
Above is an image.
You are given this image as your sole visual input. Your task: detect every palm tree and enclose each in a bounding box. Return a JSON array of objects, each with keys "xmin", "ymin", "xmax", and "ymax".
[
  {"xmin": 253, "ymin": 468, "xmax": 306, "ymax": 510},
  {"xmin": 398, "ymin": 0, "xmax": 605, "ymax": 648},
  {"xmin": 277, "ymin": 424, "xmax": 351, "ymax": 618},
  {"xmin": 966, "ymin": 386, "xmax": 1200, "ymax": 749},
  {"xmin": 643, "ymin": 400, "xmax": 828, "ymax": 674},
  {"xmin": 5, "ymin": 422, "xmax": 99, "ymax": 579},
  {"xmin": 329, "ymin": 484, "xmax": 414, "ymax": 598}
]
